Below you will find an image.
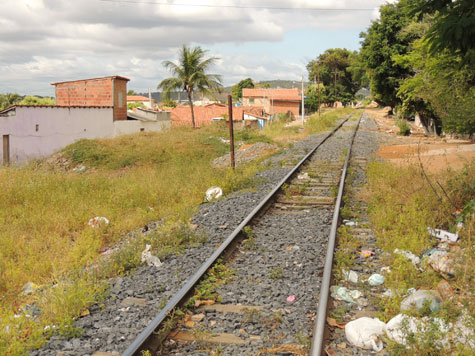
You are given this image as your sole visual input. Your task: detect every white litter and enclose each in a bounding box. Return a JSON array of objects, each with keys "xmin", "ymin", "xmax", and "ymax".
[
  {"xmin": 141, "ymin": 244, "xmax": 162, "ymax": 268},
  {"xmin": 342, "ymin": 269, "xmax": 359, "ymax": 284},
  {"xmin": 428, "ymin": 227, "xmax": 459, "ymax": 243},
  {"xmin": 205, "ymin": 186, "xmax": 223, "ymax": 201},
  {"xmin": 427, "ymin": 250, "xmax": 454, "ymax": 275},
  {"xmin": 297, "ymin": 172, "xmax": 309, "ymax": 180},
  {"xmin": 368, "ymin": 273, "xmax": 385, "ymax": 286},
  {"xmin": 88, "ymin": 216, "xmax": 110, "ymax": 228},
  {"xmin": 345, "ymin": 317, "xmax": 386, "ymax": 351},
  {"xmin": 343, "ymin": 219, "xmax": 358, "ymax": 227},
  {"xmin": 385, "ymin": 314, "xmax": 421, "ymax": 345},
  {"xmin": 394, "ymin": 248, "xmax": 420, "ymax": 265},
  {"xmin": 380, "ymin": 266, "xmax": 391, "ymax": 273}
]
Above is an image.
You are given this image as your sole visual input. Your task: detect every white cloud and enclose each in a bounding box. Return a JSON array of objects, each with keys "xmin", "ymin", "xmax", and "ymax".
[{"xmin": 0, "ymin": 0, "xmax": 389, "ymax": 94}]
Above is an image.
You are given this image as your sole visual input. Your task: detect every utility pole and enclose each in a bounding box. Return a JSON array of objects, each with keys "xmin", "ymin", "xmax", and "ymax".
[
  {"xmin": 333, "ymin": 69, "xmax": 339, "ymax": 107},
  {"xmin": 316, "ymin": 64, "xmax": 321, "ymax": 117},
  {"xmin": 301, "ymin": 75, "xmax": 304, "ymax": 125},
  {"xmin": 148, "ymin": 88, "xmax": 152, "ymax": 108},
  {"xmin": 228, "ymin": 95, "xmax": 235, "ymax": 170}
]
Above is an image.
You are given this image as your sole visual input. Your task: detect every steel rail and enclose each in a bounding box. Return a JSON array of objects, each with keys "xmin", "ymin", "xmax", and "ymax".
[
  {"xmin": 310, "ymin": 113, "xmax": 363, "ymax": 356},
  {"xmin": 122, "ymin": 117, "xmax": 351, "ymax": 356}
]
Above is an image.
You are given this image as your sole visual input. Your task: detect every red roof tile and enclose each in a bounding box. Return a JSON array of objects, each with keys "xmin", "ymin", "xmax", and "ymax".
[{"xmin": 127, "ymin": 95, "xmax": 151, "ymax": 102}]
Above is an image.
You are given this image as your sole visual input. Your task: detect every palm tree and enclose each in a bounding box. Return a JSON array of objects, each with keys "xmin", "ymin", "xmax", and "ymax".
[{"xmin": 158, "ymin": 45, "xmax": 222, "ymax": 128}]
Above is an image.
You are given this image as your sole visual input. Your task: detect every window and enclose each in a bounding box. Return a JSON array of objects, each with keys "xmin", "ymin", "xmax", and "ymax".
[
  {"xmin": 249, "ymin": 98, "xmax": 255, "ymax": 104},
  {"xmin": 35, "ymin": 124, "xmax": 39, "ymax": 132},
  {"xmin": 140, "ymin": 128, "xmax": 145, "ymax": 132},
  {"xmin": 118, "ymin": 92, "xmax": 123, "ymax": 107}
]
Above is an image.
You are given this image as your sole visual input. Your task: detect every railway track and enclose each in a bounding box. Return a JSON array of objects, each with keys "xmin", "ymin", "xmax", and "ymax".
[{"xmin": 119, "ymin": 114, "xmax": 363, "ymax": 356}]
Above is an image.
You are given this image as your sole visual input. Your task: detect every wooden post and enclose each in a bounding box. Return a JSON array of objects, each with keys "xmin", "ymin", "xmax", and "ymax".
[
  {"xmin": 3, "ymin": 134, "xmax": 10, "ymax": 166},
  {"xmin": 228, "ymin": 95, "xmax": 235, "ymax": 170}
]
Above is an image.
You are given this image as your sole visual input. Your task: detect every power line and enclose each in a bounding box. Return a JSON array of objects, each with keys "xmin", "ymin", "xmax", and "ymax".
[{"xmin": 98, "ymin": 0, "xmax": 377, "ymax": 11}]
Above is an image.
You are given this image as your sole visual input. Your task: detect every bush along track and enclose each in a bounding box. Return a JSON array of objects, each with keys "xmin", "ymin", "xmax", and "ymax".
[
  {"xmin": 23, "ymin": 110, "xmax": 360, "ymax": 356},
  {"xmin": 326, "ymin": 117, "xmax": 475, "ymax": 355}
]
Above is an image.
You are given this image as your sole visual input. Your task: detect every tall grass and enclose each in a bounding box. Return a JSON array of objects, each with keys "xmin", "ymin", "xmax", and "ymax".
[
  {"xmin": 0, "ymin": 110, "xmax": 355, "ymax": 354},
  {"xmin": 367, "ymin": 161, "xmax": 474, "ymax": 354}
]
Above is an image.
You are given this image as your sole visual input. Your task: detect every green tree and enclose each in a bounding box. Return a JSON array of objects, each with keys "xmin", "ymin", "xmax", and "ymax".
[
  {"xmin": 127, "ymin": 89, "xmax": 137, "ymax": 95},
  {"xmin": 304, "ymin": 83, "xmax": 326, "ymax": 112},
  {"xmin": 359, "ymin": 0, "xmax": 420, "ymax": 107},
  {"xmin": 307, "ymin": 48, "xmax": 360, "ymax": 106},
  {"xmin": 396, "ymin": 38, "xmax": 475, "ymax": 134},
  {"xmin": 20, "ymin": 96, "xmax": 55, "ymax": 106},
  {"xmin": 231, "ymin": 78, "xmax": 254, "ymax": 101},
  {"xmin": 411, "ymin": 0, "xmax": 475, "ymax": 61},
  {"xmin": 158, "ymin": 45, "xmax": 222, "ymax": 128},
  {"xmin": 0, "ymin": 93, "xmax": 21, "ymax": 110}
]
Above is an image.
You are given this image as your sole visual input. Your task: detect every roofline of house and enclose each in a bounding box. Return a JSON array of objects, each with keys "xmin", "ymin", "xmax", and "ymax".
[
  {"xmin": 51, "ymin": 75, "xmax": 130, "ymax": 85},
  {"xmin": 0, "ymin": 105, "xmax": 113, "ymax": 114}
]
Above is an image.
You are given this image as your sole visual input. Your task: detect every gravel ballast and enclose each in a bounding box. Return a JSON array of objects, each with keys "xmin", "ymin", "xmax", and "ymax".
[{"xmin": 31, "ymin": 113, "xmax": 390, "ymax": 356}]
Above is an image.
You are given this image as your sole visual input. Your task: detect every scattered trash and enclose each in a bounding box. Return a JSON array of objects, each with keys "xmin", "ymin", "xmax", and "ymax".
[
  {"xmin": 21, "ymin": 282, "xmax": 40, "ymax": 296},
  {"xmin": 382, "ymin": 289, "xmax": 395, "ymax": 298},
  {"xmin": 360, "ymin": 250, "xmax": 374, "ymax": 258},
  {"xmin": 343, "ymin": 220, "xmax": 358, "ymax": 227},
  {"xmin": 297, "ymin": 172, "xmax": 309, "ymax": 180},
  {"xmin": 426, "ymin": 250, "xmax": 454, "ymax": 276},
  {"xmin": 454, "ymin": 313, "xmax": 475, "ymax": 349},
  {"xmin": 342, "ymin": 269, "xmax": 359, "ymax": 284},
  {"xmin": 219, "ymin": 137, "xmax": 230, "ymax": 144},
  {"xmin": 428, "ymin": 227, "xmax": 459, "ymax": 243},
  {"xmin": 331, "ymin": 286, "xmax": 362, "ymax": 303},
  {"xmin": 205, "ymin": 186, "xmax": 223, "ymax": 201},
  {"xmin": 368, "ymin": 274, "xmax": 385, "ymax": 286},
  {"xmin": 380, "ymin": 266, "xmax": 391, "ymax": 273},
  {"xmin": 286, "ymin": 295, "xmax": 296, "ymax": 303},
  {"xmin": 141, "ymin": 244, "xmax": 162, "ymax": 268},
  {"xmin": 436, "ymin": 280, "xmax": 454, "ymax": 300},
  {"xmin": 385, "ymin": 314, "xmax": 421, "ymax": 346},
  {"xmin": 345, "ymin": 317, "xmax": 385, "ymax": 351},
  {"xmin": 394, "ymin": 248, "xmax": 420, "ymax": 265},
  {"xmin": 73, "ymin": 165, "xmax": 86, "ymax": 173},
  {"xmin": 88, "ymin": 216, "xmax": 110, "ymax": 228},
  {"xmin": 400, "ymin": 290, "xmax": 441, "ymax": 312}
]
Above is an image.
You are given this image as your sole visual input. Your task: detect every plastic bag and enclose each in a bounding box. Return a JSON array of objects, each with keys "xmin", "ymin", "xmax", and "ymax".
[
  {"xmin": 342, "ymin": 269, "xmax": 359, "ymax": 284},
  {"xmin": 385, "ymin": 314, "xmax": 421, "ymax": 345},
  {"xmin": 331, "ymin": 286, "xmax": 362, "ymax": 303},
  {"xmin": 368, "ymin": 273, "xmax": 385, "ymax": 286},
  {"xmin": 400, "ymin": 290, "xmax": 441, "ymax": 312},
  {"xmin": 141, "ymin": 244, "xmax": 162, "ymax": 268},
  {"xmin": 205, "ymin": 186, "xmax": 223, "ymax": 201},
  {"xmin": 88, "ymin": 216, "xmax": 110, "ymax": 228},
  {"xmin": 394, "ymin": 248, "xmax": 420, "ymax": 265},
  {"xmin": 345, "ymin": 317, "xmax": 385, "ymax": 351}
]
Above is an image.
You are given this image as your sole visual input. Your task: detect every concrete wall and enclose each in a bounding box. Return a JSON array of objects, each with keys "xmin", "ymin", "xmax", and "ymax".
[
  {"xmin": 114, "ymin": 112, "xmax": 171, "ymax": 135},
  {"xmin": 0, "ymin": 106, "xmax": 114, "ymax": 164}
]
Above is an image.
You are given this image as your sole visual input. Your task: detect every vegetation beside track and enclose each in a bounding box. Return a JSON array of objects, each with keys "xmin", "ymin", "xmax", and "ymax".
[
  {"xmin": 366, "ymin": 161, "xmax": 474, "ymax": 355},
  {"xmin": 0, "ymin": 108, "xmax": 357, "ymax": 354}
]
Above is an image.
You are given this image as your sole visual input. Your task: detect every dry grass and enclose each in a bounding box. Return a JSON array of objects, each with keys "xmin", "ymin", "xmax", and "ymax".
[
  {"xmin": 0, "ymin": 110, "xmax": 354, "ymax": 354},
  {"xmin": 367, "ymin": 160, "xmax": 474, "ymax": 354}
]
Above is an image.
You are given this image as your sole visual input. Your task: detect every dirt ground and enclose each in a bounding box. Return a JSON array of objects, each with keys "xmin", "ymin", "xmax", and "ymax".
[{"xmin": 364, "ymin": 108, "xmax": 475, "ymax": 173}]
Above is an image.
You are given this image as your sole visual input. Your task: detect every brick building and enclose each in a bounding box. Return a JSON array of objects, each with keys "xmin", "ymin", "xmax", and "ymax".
[
  {"xmin": 52, "ymin": 76, "xmax": 130, "ymax": 121},
  {"xmin": 242, "ymin": 88, "xmax": 301, "ymax": 117}
]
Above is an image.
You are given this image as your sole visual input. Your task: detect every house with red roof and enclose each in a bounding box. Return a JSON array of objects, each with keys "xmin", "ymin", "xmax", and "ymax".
[
  {"xmin": 242, "ymin": 88, "xmax": 301, "ymax": 117},
  {"xmin": 127, "ymin": 95, "xmax": 154, "ymax": 108}
]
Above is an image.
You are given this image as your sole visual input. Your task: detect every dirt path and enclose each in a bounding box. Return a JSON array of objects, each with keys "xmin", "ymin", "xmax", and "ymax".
[{"xmin": 364, "ymin": 108, "xmax": 475, "ymax": 173}]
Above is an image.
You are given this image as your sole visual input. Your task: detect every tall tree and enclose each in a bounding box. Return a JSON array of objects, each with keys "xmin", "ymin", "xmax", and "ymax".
[
  {"xmin": 158, "ymin": 45, "xmax": 222, "ymax": 128},
  {"xmin": 307, "ymin": 48, "xmax": 360, "ymax": 106},
  {"xmin": 231, "ymin": 78, "xmax": 254, "ymax": 101},
  {"xmin": 0, "ymin": 93, "xmax": 21, "ymax": 111},
  {"xmin": 359, "ymin": 0, "xmax": 419, "ymax": 107}
]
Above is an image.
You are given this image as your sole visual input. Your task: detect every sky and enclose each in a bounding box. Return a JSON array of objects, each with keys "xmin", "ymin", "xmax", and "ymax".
[{"xmin": 0, "ymin": 0, "xmax": 393, "ymax": 96}]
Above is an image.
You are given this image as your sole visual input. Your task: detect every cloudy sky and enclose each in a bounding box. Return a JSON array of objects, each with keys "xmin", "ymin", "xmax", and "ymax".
[{"xmin": 0, "ymin": 0, "xmax": 391, "ymax": 96}]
